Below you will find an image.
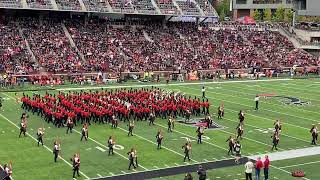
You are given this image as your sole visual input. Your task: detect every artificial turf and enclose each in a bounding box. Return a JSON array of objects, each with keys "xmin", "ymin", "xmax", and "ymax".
[{"xmin": 0, "ymin": 78, "xmax": 320, "ymax": 179}]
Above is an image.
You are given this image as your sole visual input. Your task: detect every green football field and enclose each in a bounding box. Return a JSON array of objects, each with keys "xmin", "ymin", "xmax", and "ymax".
[{"xmin": 1, "ymin": 78, "xmax": 320, "ymax": 180}]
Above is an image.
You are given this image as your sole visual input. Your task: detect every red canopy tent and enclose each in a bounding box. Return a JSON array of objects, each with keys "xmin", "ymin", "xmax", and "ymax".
[{"xmin": 237, "ymin": 16, "xmax": 256, "ymax": 25}]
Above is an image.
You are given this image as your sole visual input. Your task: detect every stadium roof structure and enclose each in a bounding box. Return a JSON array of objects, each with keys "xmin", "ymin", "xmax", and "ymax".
[{"xmin": 0, "ymin": 0, "xmax": 219, "ymax": 19}]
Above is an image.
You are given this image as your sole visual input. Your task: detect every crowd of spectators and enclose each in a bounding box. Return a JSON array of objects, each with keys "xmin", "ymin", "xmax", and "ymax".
[
  {"xmin": 20, "ymin": 18, "xmax": 81, "ymax": 73},
  {"xmin": 0, "ymin": 21, "xmax": 39, "ymax": 74},
  {"xmin": 0, "ymin": 18, "xmax": 319, "ymax": 74},
  {"xmin": 0, "ymin": 0, "xmax": 22, "ymax": 8},
  {"xmin": 55, "ymin": 0, "xmax": 81, "ymax": 10},
  {"xmin": 26, "ymin": 0, "xmax": 53, "ymax": 9}
]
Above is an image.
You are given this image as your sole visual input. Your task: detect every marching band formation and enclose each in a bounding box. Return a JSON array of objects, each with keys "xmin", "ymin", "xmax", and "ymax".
[{"xmin": 1, "ymin": 86, "xmax": 317, "ymax": 178}]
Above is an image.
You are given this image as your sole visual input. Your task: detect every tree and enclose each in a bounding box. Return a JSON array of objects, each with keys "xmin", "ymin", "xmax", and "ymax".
[
  {"xmin": 274, "ymin": 5, "xmax": 285, "ymax": 22},
  {"xmin": 252, "ymin": 9, "xmax": 261, "ymax": 21},
  {"xmin": 216, "ymin": 0, "xmax": 231, "ymax": 20},
  {"xmin": 264, "ymin": 8, "xmax": 272, "ymax": 22},
  {"xmin": 219, "ymin": 8, "xmax": 226, "ymax": 21},
  {"xmin": 284, "ymin": 9, "xmax": 293, "ymax": 24}
]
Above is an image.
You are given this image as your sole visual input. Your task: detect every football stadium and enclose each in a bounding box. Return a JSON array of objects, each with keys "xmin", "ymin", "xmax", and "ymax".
[{"xmin": 0, "ymin": 0, "xmax": 320, "ymax": 179}]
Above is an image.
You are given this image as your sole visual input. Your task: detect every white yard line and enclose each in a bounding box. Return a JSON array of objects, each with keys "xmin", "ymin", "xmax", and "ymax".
[
  {"xmin": 56, "ymin": 79, "xmax": 292, "ymax": 91},
  {"xmin": 154, "ymin": 123, "xmax": 228, "ymax": 151},
  {"xmin": 117, "ymin": 126, "xmax": 198, "ymax": 163},
  {"xmin": 2, "ymin": 92, "xmax": 149, "ymax": 171},
  {"xmin": 270, "ymin": 165, "xmax": 310, "ymax": 180},
  {"xmin": 0, "ymin": 113, "xmax": 90, "ymax": 179},
  {"xmin": 279, "ymin": 160, "xmax": 320, "ymax": 169},
  {"xmin": 184, "ymin": 86, "xmax": 310, "ymax": 131}
]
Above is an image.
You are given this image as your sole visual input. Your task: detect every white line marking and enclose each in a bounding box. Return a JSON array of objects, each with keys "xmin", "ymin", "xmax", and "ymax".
[
  {"xmin": 95, "ymin": 146, "xmax": 106, "ymax": 152},
  {"xmin": 132, "ymin": 169, "xmax": 137, "ymax": 172},
  {"xmin": 203, "ymin": 159, "xmax": 209, "ymax": 162},
  {"xmin": 153, "ymin": 166, "xmax": 159, "ymax": 169},
  {"xmin": 1, "ymin": 131, "xmax": 4, "ymax": 133},
  {"xmin": 279, "ymin": 160, "xmax": 320, "ymax": 168},
  {"xmin": 0, "ymin": 113, "xmax": 90, "ymax": 179},
  {"xmin": 117, "ymin": 126, "xmax": 198, "ymax": 163},
  {"xmin": 164, "ymin": 164, "xmax": 170, "ymax": 167},
  {"xmin": 97, "ymin": 174, "xmax": 103, "ymax": 177},
  {"xmin": 108, "ymin": 172, "xmax": 114, "ymax": 176},
  {"xmin": 57, "ymin": 79, "xmax": 292, "ymax": 91},
  {"xmin": 270, "ymin": 165, "xmax": 310, "ymax": 180},
  {"xmin": 121, "ymin": 171, "xmax": 126, "ymax": 174},
  {"xmin": 155, "ymin": 123, "xmax": 228, "ymax": 151},
  {"xmin": 86, "ymin": 148, "xmax": 92, "ymax": 151},
  {"xmin": 174, "ymin": 163, "xmax": 180, "ymax": 166}
]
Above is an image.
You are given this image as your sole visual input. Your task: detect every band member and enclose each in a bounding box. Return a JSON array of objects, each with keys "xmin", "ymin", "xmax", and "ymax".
[
  {"xmin": 37, "ymin": 127, "xmax": 45, "ymax": 146},
  {"xmin": 0, "ymin": 96, "xmax": 3, "ymax": 111},
  {"xmin": 3, "ymin": 162, "xmax": 12, "ymax": 180},
  {"xmin": 185, "ymin": 109, "xmax": 191, "ymax": 123},
  {"xmin": 254, "ymin": 95, "xmax": 260, "ymax": 110},
  {"xmin": 71, "ymin": 153, "xmax": 80, "ymax": 178},
  {"xmin": 167, "ymin": 117, "xmax": 173, "ymax": 132},
  {"xmin": 217, "ymin": 104, "xmax": 224, "ymax": 119},
  {"xmin": 196, "ymin": 126, "xmax": 204, "ymax": 144},
  {"xmin": 133, "ymin": 148, "xmax": 138, "ymax": 167},
  {"xmin": 201, "ymin": 86, "xmax": 206, "ymax": 98},
  {"xmin": 310, "ymin": 124, "xmax": 318, "ymax": 145},
  {"xmin": 19, "ymin": 119, "xmax": 27, "ymax": 138},
  {"xmin": 108, "ymin": 136, "xmax": 115, "ymax": 155},
  {"xmin": 128, "ymin": 120, "xmax": 135, "ymax": 136},
  {"xmin": 66, "ymin": 117, "xmax": 74, "ymax": 134},
  {"xmin": 226, "ymin": 136, "xmax": 235, "ymax": 155},
  {"xmin": 274, "ymin": 119, "xmax": 282, "ymax": 133},
  {"xmin": 271, "ymin": 131, "xmax": 280, "ymax": 151},
  {"xmin": 234, "ymin": 141, "xmax": 241, "ymax": 164},
  {"xmin": 204, "ymin": 115, "xmax": 212, "ymax": 128},
  {"xmin": 238, "ymin": 110, "xmax": 245, "ymax": 124},
  {"xmin": 149, "ymin": 113, "xmax": 155, "ymax": 126},
  {"xmin": 182, "ymin": 142, "xmax": 192, "ymax": 162},
  {"xmin": 236, "ymin": 123, "xmax": 244, "ymax": 140},
  {"xmin": 53, "ymin": 140, "xmax": 60, "ymax": 162},
  {"xmin": 111, "ymin": 115, "xmax": 118, "ymax": 129},
  {"xmin": 156, "ymin": 129, "xmax": 163, "ymax": 149},
  {"xmin": 127, "ymin": 148, "xmax": 136, "ymax": 170},
  {"xmin": 80, "ymin": 124, "xmax": 88, "ymax": 141}
]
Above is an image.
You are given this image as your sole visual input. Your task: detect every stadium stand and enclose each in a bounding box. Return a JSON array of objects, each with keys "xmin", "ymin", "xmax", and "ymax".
[
  {"xmin": 55, "ymin": 0, "xmax": 81, "ymax": 10},
  {"xmin": 194, "ymin": 0, "xmax": 215, "ymax": 16},
  {"xmin": 0, "ymin": 18, "xmax": 318, "ymax": 74},
  {"xmin": 20, "ymin": 18, "xmax": 81, "ymax": 73},
  {"xmin": 132, "ymin": 0, "xmax": 157, "ymax": 14},
  {"xmin": 0, "ymin": 0, "xmax": 22, "ymax": 8},
  {"xmin": 26, "ymin": 0, "xmax": 53, "ymax": 9},
  {"xmin": 175, "ymin": 0, "xmax": 200, "ymax": 15},
  {"xmin": 107, "ymin": 0, "xmax": 135, "ymax": 13},
  {"xmin": 154, "ymin": 0, "xmax": 179, "ymax": 15},
  {"xmin": 82, "ymin": 0, "xmax": 110, "ymax": 12},
  {"xmin": 0, "ymin": 21, "xmax": 38, "ymax": 74}
]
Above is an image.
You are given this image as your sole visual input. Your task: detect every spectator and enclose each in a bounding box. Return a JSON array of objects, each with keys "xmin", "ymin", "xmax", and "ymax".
[
  {"xmin": 197, "ymin": 165, "xmax": 206, "ymax": 180},
  {"xmin": 255, "ymin": 157, "xmax": 263, "ymax": 180},
  {"xmin": 263, "ymin": 155, "xmax": 270, "ymax": 180},
  {"xmin": 245, "ymin": 158, "xmax": 254, "ymax": 180},
  {"xmin": 184, "ymin": 172, "xmax": 193, "ymax": 180}
]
